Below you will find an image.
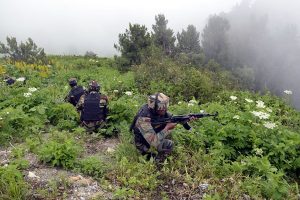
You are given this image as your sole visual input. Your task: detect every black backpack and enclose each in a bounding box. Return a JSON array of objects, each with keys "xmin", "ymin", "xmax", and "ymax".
[{"xmin": 69, "ymin": 86, "xmax": 85, "ymax": 106}]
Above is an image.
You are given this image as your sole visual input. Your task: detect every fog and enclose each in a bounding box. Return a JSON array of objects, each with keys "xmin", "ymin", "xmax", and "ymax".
[
  {"xmin": 1, "ymin": 0, "xmax": 300, "ymax": 108},
  {"xmin": 0, "ymin": 0, "xmax": 241, "ymax": 56},
  {"xmin": 221, "ymin": 0, "xmax": 300, "ymax": 108}
]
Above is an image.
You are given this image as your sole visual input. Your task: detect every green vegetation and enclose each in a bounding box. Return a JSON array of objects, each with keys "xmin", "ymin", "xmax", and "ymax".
[{"xmin": 0, "ymin": 55, "xmax": 299, "ymax": 199}]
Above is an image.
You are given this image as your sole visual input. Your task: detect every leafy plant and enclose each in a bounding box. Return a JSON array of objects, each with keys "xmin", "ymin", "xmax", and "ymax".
[{"xmin": 38, "ymin": 131, "xmax": 83, "ymax": 169}]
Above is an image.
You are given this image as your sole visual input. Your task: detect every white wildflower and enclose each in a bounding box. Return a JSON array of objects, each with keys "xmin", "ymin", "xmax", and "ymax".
[
  {"xmin": 254, "ymin": 148, "xmax": 263, "ymax": 156},
  {"xmin": 233, "ymin": 115, "xmax": 240, "ymax": 119},
  {"xmin": 177, "ymin": 101, "xmax": 183, "ymax": 105},
  {"xmin": 284, "ymin": 90, "xmax": 293, "ymax": 95},
  {"xmin": 118, "ymin": 81, "xmax": 122, "ymax": 83},
  {"xmin": 189, "ymin": 99, "xmax": 197, "ymax": 104},
  {"xmin": 251, "ymin": 111, "xmax": 270, "ymax": 119},
  {"xmin": 263, "ymin": 122, "xmax": 276, "ymax": 129},
  {"xmin": 187, "ymin": 103, "xmax": 194, "ymax": 107},
  {"xmin": 245, "ymin": 98, "xmax": 253, "ymax": 103},
  {"xmin": 113, "ymin": 90, "xmax": 119, "ymax": 93},
  {"xmin": 266, "ymin": 108, "xmax": 272, "ymax": 113},
  {"xmin": 200, "ymin": 110, "xmax": 205, "ymax": 113},
  {"xmin": 240, "ymin": 160, "xmax": 246, "ymax": 165},
  {"xmin": 6, "ymin": 112, "xmax": 9, "ymax": 114},
  {"xmin": 64, "ymin": 85, "xmax": 68, "ymax": 90},
  {"xmin": 16, "ymin": 77, "xmax": 25, "ymax": 82},
  {"xmin": 230, "ymin": 96, "xmax": 237, "ymax": 101},
  {"xmin": 28, "ymin": 87, "xmax": 37, "ymax": 92},
  {"xmin": 256, "ymin": 100, "xmax": 265, "ymax": 108},
  {"xmin": 24, "ymin": 92, "xmax": 32, "ymax": 97},
  {"xmin": 125, "ymin": 91, "xmax": 132, "ymax": 96},
  {"xmin": 0, "ymin": 117, "xmax": 2, "ymax": 120}
]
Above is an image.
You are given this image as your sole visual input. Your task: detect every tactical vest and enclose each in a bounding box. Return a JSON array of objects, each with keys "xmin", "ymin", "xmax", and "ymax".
[
  {"xmin": 69, "ymin": 86, "xmax": 85, "ymax": 106},
  {"xmin": 130, "ymin": 104, "xmax": 172, "ymax": 133},
  {"xmin": 81, "ymin": 92, "xmax": 103, "ymax": 121}
]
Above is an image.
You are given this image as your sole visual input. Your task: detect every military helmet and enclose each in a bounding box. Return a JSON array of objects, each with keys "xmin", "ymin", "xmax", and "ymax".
[
  {"xmin": 88, "ymin": 80, "xmax": 100, "ymax": 92},
  {"xmin": 68, "ymin": 78, "xmax": 77, "ymax": 87},
  {"xmin": 147, "ymin": 93, "xmax": 169, "ymax": 111}
]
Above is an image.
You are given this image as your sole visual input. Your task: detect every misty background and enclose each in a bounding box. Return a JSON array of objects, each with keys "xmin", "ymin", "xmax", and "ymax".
[
  {"xmin": 0, "ymin": 0, "xmax": 242, "ymax": 56},
  {"xmin": 1, "ymin": 0, "xmax": 300, "ymax": 108}
]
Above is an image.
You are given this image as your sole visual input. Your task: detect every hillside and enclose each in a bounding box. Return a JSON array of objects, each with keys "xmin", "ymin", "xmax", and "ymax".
[{"xmin": 0, "ymin": 57, "xmax": 300, "ymax": 200}]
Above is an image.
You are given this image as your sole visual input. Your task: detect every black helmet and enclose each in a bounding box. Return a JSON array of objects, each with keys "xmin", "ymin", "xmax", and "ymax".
[
  {"xmin": 68, "ymin": 78, "xmax": 77, "ymax": 87},
  {"xmin": 88, "ymin": 80, "xmax": 100, "ymax": 92}
]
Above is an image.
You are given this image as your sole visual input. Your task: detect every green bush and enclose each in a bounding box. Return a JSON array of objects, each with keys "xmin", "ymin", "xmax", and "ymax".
[
  {"xmin": 77, "ymin": 156, "xmax": 107, "ymax": 179},
  {"xmin": 38, "ymin": 131, "xmax": 83, "ymax": 169},
  {"xmin": 0, "ymin": 165, "xmax": 28, "ymax": 200}
]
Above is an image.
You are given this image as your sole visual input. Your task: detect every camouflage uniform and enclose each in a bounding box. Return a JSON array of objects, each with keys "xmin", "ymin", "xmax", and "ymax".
[
  {"xmin": 130, "ymin": 93, "xmax": 173, "ymax": 161},
  {"xmin": 77, "ymin": 91, "xmax": 108, "ymax": 133}
]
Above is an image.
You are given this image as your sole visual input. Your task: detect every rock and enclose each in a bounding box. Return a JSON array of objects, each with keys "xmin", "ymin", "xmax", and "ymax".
[
  {"xmin": 28, "ymin": 171, "xmax": 40, "ymax": 179},
  {"xmin": 0, "ymin": 159, "xmax": 9, "ymax": 165},
  {"xmin": 90, "ymin": 191, "xmax": 104, "ymax": 199},
  {"xmin": 171, "ymin": 179, "xmax": 175, "ymax": 185},
  {"xmin": 199, "ymin": 183, "xmax": 209, "ymax": 191},
  {"xmin": 69, "ymin": 175, "xmax": 81, "ymax": 182},
  {"xmin": 106, "ymin": 147, "xmax": 115, "ymax": 153},
  {"xmin": 183, "ymin": 183, "xmax": 189, "ymax": 188},
  {"xmin": 242, "ymin": 194, "xmax": 251, "ymax": 200},
  {"xmin": 77, "ymin": 178, "xmax": 93, "ymax": 186}
]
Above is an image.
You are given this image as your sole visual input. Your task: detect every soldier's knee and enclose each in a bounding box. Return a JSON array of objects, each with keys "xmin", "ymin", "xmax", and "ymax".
[{"xmin": 158, "ymin": 139, "xmax": 173, "ymax": 153}]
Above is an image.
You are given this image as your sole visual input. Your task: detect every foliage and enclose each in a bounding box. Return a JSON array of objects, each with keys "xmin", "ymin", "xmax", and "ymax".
[
  {"xmin": 202, "ymin": 15, "xmax": 230, "ymax": 68},
  {"xmin": 84, "ymin": 51, "xmax": 97, "ymax": 58},
  {"xmin": 76, "ymin": 156, "xmax": 107, "ymax": 179},
  {"xmin": 38, "ymin": 131, "xmax": 83, "ymax": 169},
  {"xmin": 0, "ymin": 56, "xmax": 300, "ymax": 199},
  {"xmin": 0, "ymin": 165, "xmax": 28, "ymax": 200},
  {"xmin": 0, "ymin": 37, "xmax": 48, "ymax": 64},
  {"xmin": 47, "ymin": 103, "xmax": 79, "ymax": 130},
  {"xmin": 152, "ymin": 14, "xmax": 176, "ymax": 55},
  {"xmin": 132, "ymin": 58, "xmax": 234, "ymax": 103},
  {"xmin": 114, "ymin": 23, "xmax": 152, "ymax": 70},
  {"xmin": 176, "ymin": 24, "xmax": 201, "ymax": 54}
]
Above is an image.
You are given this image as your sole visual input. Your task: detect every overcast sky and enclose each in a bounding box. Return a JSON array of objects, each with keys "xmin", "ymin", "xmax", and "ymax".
[{"xmin": 0, "ymin": 0, "xmax": 242, "ymax": 56}]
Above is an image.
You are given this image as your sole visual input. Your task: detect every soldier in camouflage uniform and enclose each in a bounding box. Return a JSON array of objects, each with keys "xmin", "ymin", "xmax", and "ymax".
[
  {"xmin": 65, "ymin": 78, "xmax": 85, "ymax": 106},
  {"xmin": 130, "ymin": 93, "xmax": 177, "ymax": 162},
  {"xmin": 77, "ymin": 80, "xmax": 108, "ymax": 133}
]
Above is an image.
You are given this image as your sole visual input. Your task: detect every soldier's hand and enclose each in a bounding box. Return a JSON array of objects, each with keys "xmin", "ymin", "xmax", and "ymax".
[
  {"xmin": 164, "ymin": 123, "xmax": 177, "ymax": 131},
  {"xmin": 189, "ymin": 116, "xmax": 197, "ymax": 121}
]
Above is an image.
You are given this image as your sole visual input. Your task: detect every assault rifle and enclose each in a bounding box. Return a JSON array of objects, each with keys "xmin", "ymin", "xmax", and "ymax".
[{"xmin": 151, "ymin": 112, "xmax": 218, "ymax": 130}]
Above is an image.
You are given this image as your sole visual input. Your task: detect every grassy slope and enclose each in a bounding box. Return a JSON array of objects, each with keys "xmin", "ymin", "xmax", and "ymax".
[{"xmin": 0, "ymin": 57, "xmax": 299, "ymax": 199}]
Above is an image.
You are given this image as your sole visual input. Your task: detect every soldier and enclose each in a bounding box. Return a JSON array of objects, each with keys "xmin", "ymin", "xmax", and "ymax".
[
  {"xmin": 65, "ymin": 78, "xmax": 85, "ymax": 106},
  {"xmin": 4, "ymin": 76, "xmax": 16, "ymax": 85},
  {"xmin": 77, "ymin": 80, "xmax": 108, "ymax": 133},
  {"xmin": 130, "ymin": 93, "xmax": 181, "ymax": 162}
]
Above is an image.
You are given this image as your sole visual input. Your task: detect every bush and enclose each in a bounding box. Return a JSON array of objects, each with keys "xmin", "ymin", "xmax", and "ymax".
[
  {"xmin": 38, "ymin": 131, "xmax": 83, "ymax": 169},
  {"xmin": 0, "ymin": 165, "xmax": 28, "ymax": 200},
  {"xmin": 76, "ymin": 156, "xmax": 107, "ymax": 179}
]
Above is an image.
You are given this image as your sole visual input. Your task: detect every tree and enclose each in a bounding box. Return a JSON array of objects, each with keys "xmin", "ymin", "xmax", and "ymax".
[
  {"xmin": 0, "ymin": 37, "xmax": 48, "ymax": 64},
  {"xmin": 176, "ymin": 25, "xmax": 201, "ymax": 54},
  {"xmin": 114, "ymin": 23, "xmax": 152, "ymax": 68},
  {"xmin": 84, "ymin": 51, "xmax": 97, "ymax": 58},
  {"xmin": 152, "ymin": 14, "xmax": 176, "ymax": 55},
  {"xmin": 201, "ymin": 15, "xmax": 230, "ymax": 68}
]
